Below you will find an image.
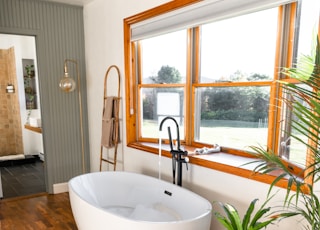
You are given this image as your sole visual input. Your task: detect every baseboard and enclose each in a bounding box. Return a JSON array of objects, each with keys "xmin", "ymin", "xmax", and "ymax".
[
  {"xmin": 0, "ymin": 155, "xmax": 38, "ymax": 167},
  {"xmin": 53, "ymin": 182, "xmax": 69, "ymax": 194}
]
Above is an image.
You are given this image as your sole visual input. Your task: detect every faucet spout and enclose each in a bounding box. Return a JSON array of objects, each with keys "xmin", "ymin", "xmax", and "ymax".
[{"xmin": 159, "ymin": 116, "xmax": 181, "ymax": 150}]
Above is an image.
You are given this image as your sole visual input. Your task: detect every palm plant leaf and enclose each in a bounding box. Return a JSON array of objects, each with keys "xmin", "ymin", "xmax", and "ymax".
[
  {"xmin": 242, "ymin": 199, "xmax": 257, "ymax": 230},
  {"xmin": 285, "ymin": 186, "xmax": 320, "ymax": 230},
  {"xmin": 246, "ymin": 146, "xmax": 297, "ymax": 199},
  {"xmin": 214, "ymin": 212, "xmax": 235, "ymax": 230},
  {"xmin": 213, "ymin": 202, "xmax": 243, "ymax": 230},
  {"xmin": 215, "ymin": 35, "xmax": 320, "ymax": 230},
  {"xmin": 214, "ymin": 195, "xmax": 282, "ymax": 230},
  {"xmin": 247, "ymin": 35, "xmax": 320, "ymax": 229},
  {"xmin": 250, "ymin": 206, "xmax": 270, "ymax": 227},
  {"xmin": 224, "ymin": 203, "xmax": 243, "ymax": 230},
  {"xmin": 249, "ymin": 193, "xmax": 286, "ymax": 229}
]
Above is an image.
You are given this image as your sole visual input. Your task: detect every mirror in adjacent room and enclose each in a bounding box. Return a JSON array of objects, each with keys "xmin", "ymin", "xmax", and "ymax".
[{"xmin": 0, "ymin": 33, "xmax": 46, "ymax": 199}]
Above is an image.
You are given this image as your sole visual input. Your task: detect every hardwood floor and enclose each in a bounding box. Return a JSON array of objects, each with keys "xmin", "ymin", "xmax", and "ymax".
[{"xmin": 0, "ymin": 192, "xmax": 78, "ymax": 230}]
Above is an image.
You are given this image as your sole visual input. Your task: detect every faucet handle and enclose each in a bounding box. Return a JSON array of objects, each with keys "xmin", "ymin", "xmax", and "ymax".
[
  {"xmin": 184, "ymin": 156, "xmax": 189, "ymax": 170},
  {"xmin": 180, "ymin": 150, "xmax": 188, "ymax": 156}
]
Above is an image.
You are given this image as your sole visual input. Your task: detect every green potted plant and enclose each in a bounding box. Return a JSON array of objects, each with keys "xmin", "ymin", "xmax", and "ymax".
[
  {"xmin": 248, "ymin": 34, "xmax": 320, "ymax": 229},
  {"xmin": 213, "ymin": 195, "xmax": 291, "ymax": 230},
  {"xmin": 25, "ymin": 64, "xmax": 34, "ymax": 77},
  {"xmin": 213, "ymin": 34, "xmax": 320, "ymax": 229}
]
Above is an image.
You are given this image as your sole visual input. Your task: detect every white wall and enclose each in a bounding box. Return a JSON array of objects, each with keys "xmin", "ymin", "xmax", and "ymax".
[
  {"xmin": 83, "ymin": 1, "xmax": 303, "ymax": 229},
  {"xmin": 0, "ymin": 34, "xmax": 43, "ymax": 156}
]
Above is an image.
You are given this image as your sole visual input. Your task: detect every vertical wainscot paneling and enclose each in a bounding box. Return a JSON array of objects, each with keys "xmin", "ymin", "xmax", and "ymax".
[{"xmin": 0, "ymin": 0, "xmax": 90, "ymax": 193}]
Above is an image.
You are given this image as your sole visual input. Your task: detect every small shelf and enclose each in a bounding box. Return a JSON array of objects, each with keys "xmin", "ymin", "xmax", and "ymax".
[{"xmin": 24, "ymin": 124, "xmax": 42, "ymax": 133}]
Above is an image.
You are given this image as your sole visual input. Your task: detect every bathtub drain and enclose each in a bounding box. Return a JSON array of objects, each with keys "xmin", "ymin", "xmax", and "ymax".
[{"xmin": 164, "ymin": 190, "xmax": 172, "ymax": 196}]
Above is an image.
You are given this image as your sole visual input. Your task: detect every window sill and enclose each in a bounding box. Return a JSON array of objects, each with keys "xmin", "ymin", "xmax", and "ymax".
[{"xmin": 128, "ymin": 142, "xmax": 294, "ymax": 190}]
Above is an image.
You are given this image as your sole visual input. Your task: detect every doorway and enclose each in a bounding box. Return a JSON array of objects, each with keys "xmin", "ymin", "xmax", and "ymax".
[{"xmin": 0, "ymin": 34, "xmax": 46, "ymax": 199}]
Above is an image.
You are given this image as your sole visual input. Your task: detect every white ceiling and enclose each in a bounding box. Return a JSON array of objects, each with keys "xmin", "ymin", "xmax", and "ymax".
[{"xmin": 39, "ymin": 0, "xmax": 94, "ymax": 6}]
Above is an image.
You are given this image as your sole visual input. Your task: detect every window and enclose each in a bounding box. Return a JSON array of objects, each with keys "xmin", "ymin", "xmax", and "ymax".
[
  {"xmin": 124, "ymin": 0, "xmax": 320, "ymax": 187},
  {"xmin": 199, "ymin": 9, "xmax": 277, "ymax": 83},
  {"xmin": 139, "ymin": 31, "xmax": 187, "ymax": 140},
  {"xmin": 135, "ymin": 6, "xmax": 280, "ymax": 151},
  {"xmin": 195, "ymin": 86, "xmax": 270, "ymax": 150},
  {"xmin": 277, "ymin": 0, "xmax": 320, "ymax": 167},
  {"xmin": 278, "ymin": 84, "xmax": 311, "ymax": 166},
  {"xmin": 195, "ymin": 8, "xmax": 277, "ymax": 151}
]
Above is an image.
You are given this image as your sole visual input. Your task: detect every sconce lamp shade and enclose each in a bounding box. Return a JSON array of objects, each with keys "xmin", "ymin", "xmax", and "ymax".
[{"xmin": 59, "ymin": 72, "xmax": 76, "ymax": 92}]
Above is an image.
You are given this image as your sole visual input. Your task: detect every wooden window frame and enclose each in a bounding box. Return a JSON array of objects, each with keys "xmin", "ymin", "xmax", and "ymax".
[{"xmin": 123, "ymin": 0, "xmax": 311, "ymax": 190}]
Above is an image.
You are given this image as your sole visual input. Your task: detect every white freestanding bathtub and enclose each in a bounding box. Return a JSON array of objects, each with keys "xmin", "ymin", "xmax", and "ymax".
[{"xmin": 68, "ymin": 171, "xmax": 212, "ymax": 230}]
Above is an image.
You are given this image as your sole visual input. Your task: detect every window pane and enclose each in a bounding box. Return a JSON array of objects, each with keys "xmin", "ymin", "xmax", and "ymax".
[
  {"xmin": 200, "ymin": 8, "xmax": 278, "ymax": 83},
  {"xmin": 295, "ymin": 0, "xmax": 320, "ymax": 58},
  {"xmin": 140, "ymin": 30, "xmax": 187, "ymax": 84},
  {"xmin": 195, "ymin": 86, "xmax": 270, "ymax": 150},
  {"xmin": 140, "ymin": 87, "xmax": 184, "ymax": 139},
  {"xmin": 281, "ymin": 0, "xmax": 319, "ymax": 166},
  {"xmin": 278, "ymin": 85, "xmax": 311, "ymax": 167}
]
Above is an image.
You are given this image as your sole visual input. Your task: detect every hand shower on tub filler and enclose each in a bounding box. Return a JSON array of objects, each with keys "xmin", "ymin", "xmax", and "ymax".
[
  {"xmin": 195, "ymin": 144, "xmax": 221, "ymax": 155},
  {"xmin": 159, "ymin": 116, "xmax": 189, "ymax": 187}
]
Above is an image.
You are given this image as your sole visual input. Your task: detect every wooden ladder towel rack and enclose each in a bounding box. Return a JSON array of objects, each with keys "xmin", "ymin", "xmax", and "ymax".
[{"xmin": 99, "ymin": 65, "xmax": 121, "ymax": 171}]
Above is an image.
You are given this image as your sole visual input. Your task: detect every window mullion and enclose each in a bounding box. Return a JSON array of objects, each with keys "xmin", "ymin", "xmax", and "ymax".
[
  {"xmin": 269, "ymin": 3, "xmax": 297, "ymax": 154},
  {"xmin": 184, "ymin": 29, "xmax": 194, "ymax": 145},
  {"xmin": 190, "ymin": 27, "xmax": 202, "ymax": 145}
]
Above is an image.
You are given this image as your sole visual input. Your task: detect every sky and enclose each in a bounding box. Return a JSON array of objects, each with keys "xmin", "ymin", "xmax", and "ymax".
[{"xmin": 140, "ymin": 0, "xmax": 320, "ymax": 82}]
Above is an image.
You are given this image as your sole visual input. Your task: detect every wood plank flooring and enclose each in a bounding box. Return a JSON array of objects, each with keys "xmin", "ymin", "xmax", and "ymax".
[{"xmin": 0, "ymin": 192, "xmax": 78, "ymax": 230}]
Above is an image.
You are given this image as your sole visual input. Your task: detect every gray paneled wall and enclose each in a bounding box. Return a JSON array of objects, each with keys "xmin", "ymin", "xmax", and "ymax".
[{"xmin": 0, "ymin": 0, "xmax": 90, "ymax": 193}]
